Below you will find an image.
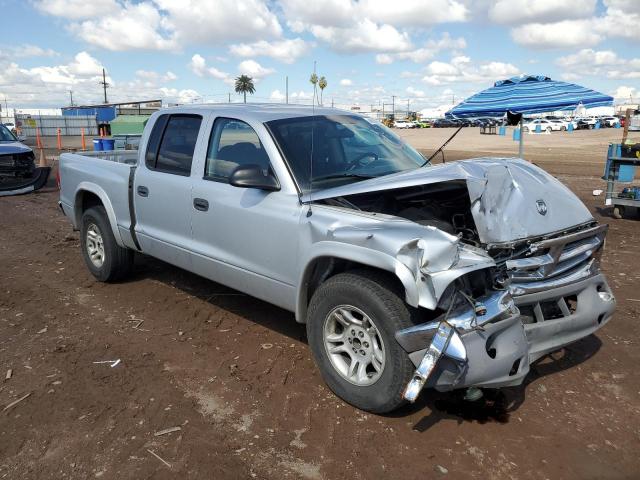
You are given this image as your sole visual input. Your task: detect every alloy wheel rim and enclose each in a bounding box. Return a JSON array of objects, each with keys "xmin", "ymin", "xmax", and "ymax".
[
  {"xmin": 323, "ymin": 305, "xmax": 385, "ymax": 386},
  {"xmin": 86, "ymin": 223, "xmax": 105, "ymax": 268}
]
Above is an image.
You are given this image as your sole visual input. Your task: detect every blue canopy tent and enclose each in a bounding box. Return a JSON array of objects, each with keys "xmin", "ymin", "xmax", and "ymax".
[{"xmin": 446, "ymin": 75, "xmax": 613, "ymax": 157}]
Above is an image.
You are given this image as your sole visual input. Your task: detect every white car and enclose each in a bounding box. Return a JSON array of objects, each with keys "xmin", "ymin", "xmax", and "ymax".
[
  {"xmin": 394, "ymin": 120, "xmax": 412, "ymax": 129},
  {"xmin": 522, "ymin": 119, "xmax": 563, "ymax": 133},
  {"xmin": 601, "ymin": 117, "xmax": 620, "ymax": 127},
  {"xmin": 549, "ymin": 119, "xmax": 578, "ymax": 131}
]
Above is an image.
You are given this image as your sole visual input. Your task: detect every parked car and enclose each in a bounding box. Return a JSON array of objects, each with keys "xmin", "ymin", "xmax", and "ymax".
[
  {"xmin": 575, "ymin": 117, "xmax": 599, "ymax": 129},
  {"xmin": 601, "ymin": 116, "xmax": 620, "ymax": 127},
  {"xmin": 59, "ymin": 105, "xmax": 615, "ymax": 413},
  {"xmin": 393, "ymin": 120, "xmax": 412, "ymax": 129},
  {"xmin": 0, "ymin": 123, "xmax": 35, "ymax": 179},
  {"xmin": 548, "ymin": 119, "xmax": 577, "ymax": 131},
  {"xmin": 522, "ymin": 119, "xmax": 563, "ymax": 132},
  {"xmin": 414, "ymin": 120, "xmax": 431, "ymax": 128},
  {"xmin": 2, "ymin": 122, "xmax": 17, "ymax": 134},
  {"xmin": 432, "ymin": 118, "xmax": 458, "ymax": 128}
]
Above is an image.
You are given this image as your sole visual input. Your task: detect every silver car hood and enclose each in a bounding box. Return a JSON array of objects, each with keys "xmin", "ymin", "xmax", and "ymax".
[{"xmin": 302, "ymin": 158, "xmax": 594, "ymax": 245}]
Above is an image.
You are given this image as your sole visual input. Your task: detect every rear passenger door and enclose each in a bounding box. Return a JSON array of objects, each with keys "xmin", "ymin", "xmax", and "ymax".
[{"xmin": 134, "ymin": 113, "xmax": 205, "ymax": 270}]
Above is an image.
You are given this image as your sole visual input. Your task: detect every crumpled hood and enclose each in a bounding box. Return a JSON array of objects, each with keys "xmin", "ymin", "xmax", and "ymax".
[
  {"xmin": 0, "ymin": 142, "xmax": 32, "ymax": 155},
  {"xmin": 303, "ymin": 158, "xmax": 594, "ymax": 245}
]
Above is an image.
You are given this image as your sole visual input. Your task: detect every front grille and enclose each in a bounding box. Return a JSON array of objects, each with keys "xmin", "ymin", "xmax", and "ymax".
[
  {"xmin": 506, "ymin": 224, "xmax": 606, "ymax": 283},
  {"xmin": 0, "ymin": 155, "xmax": 15, "ymax": 167},
  {"xmin": 0, "ymin": 152, "xmax": 35, "ymax": 174}
]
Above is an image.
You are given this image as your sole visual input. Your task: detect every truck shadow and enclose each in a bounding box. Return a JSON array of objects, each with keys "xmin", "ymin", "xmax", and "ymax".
[
  {"xmin": 404, "ymin": 334, "xmax": 602, "ymax": 432},
  {"xmin": 132, "ymin": 254, "xmax": 602, "ymax": 427},
  {"xmin": 132, "ymin": 254, "xmax": 307, "ymax": 343}
]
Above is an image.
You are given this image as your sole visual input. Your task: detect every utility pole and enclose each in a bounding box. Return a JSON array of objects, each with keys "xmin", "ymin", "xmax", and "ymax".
[
  {"xmin": 391, "ymin": 95, "xmax": 396, "ymax": 119},
  {"xmin": 407, "ymin": 98, "xmax": 410, "ymax": 117},
  {"xmin": 99, "ymin": 68, "xmax": 110, "ymax": 104},
  {"xmin": 331, "ymin": 98, "xmax": 334, "ymax": 108},
  {"xmin": 228, "ymin": 92, "xmax": 231, "ymax": 103},
  {"xmin": 286, "ymin": 76, "xmax": 289, "ymax": 104},
  {"xmin": 69, "ymin": 90, "xmax": 74, "ymax": 106}
]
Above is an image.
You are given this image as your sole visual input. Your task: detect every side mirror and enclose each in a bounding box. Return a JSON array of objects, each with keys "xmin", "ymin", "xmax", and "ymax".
[{"xmin": 229, "ymin": 164, "xmax": 280, "ymax": 191}]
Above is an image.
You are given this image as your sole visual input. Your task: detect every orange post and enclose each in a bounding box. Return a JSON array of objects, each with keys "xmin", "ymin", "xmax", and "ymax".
[
  {"xmin": 56, "ymin": 128, "xmax": 62, "ymax": 150},
  {"xmin": 81, "ymin": 127, "xmax": 86, "ymax": 150},
  {"xmin": 36, "ymin": 128, "xmax": 42, "ymax": 149}
]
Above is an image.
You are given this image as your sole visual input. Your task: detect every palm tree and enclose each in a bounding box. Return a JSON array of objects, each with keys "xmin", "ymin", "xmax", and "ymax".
[
  {"xmin": 318, "ymin": 76, "xmax": 327, "ymax": 105},
  {"xmin": 309, "ymin": 73, "xmax": 318, "ymax": 105},
  {"xmin": 235, "ymin": 75, "xmax": 255, "ymax": 103}
]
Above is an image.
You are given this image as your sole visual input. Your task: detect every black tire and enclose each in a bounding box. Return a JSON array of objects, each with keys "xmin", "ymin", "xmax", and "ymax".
[
  {"xmin": 523, "ymin": 127, "xmax": 529, "ymax": 133},
  {"xmin": 80, "ymin": 206, "xmax": 133, "ymax": 282},
  {"xmin": 306, "ymin": 270, "xmax": 416, "ymax": 414}
]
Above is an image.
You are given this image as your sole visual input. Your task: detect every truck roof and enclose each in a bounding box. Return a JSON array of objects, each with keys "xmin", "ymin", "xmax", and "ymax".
[{"xmin": 160, "ymin": 103, "xmax": 352, "ymax": 123}]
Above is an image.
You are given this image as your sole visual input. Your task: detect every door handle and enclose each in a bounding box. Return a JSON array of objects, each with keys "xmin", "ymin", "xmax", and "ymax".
[
  {"xmin": 137, "ymin": 185, "xmax": 149, "ymax": 197},
  {"xmin": 193, "ymin": 198, "xmax": 209, "ymax": 212}
]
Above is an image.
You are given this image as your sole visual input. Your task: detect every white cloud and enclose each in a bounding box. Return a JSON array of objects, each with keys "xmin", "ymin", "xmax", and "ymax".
[
  {"xmin": 356, "ymin": 0, "xmax": 468, "ymax": 26},
  {"xmin": 511, "ymin": 19, "xmax": 602, "ymax": 48},
  {"xmin": 0, "ymin": 45, "xmax": 59, "ymax": 60},
  {"xmin": 556, "ymin": 49, "xmax": 640, "ymax": 79},
  {"xmin": 280, "ymin": 0, "xmax": 468, "ymax": 28},
  {"xmin": 0, "ymin": 52, "xmax": 199, "ymax": 107},
  {"xmin": 136, "ymin": 69, "xmax": 177, "ymax": 83},
  {"xmin": 237, "ymin": 59, "xmax": 274, "ymax": 79},
  {"xmin": 610, "ymin": 85, "xmax": 639, "ymax": 102},
  {"xmin": 406, "ymin": 86, "xmax": 425, "ymax": 97},
  {"xmin": 69, "ymin": 2, "xmax": 178, "ymax": 51},
  {"xmin": 489, "ymin": 0, "xmax": 597, "ymax": 24},
  {"xmin": 270, "ymin": 90, "xmax": 286, "ymax": 101},
  {"xmin": 229, "ymin": 38, "xmax": 310, "ymax": 64},
  {"xmin": 36, "ymin": 0, "xmax": 283, "ymax": 51},
  {"xmin": 339, "ymin": 78, "xmax": 353, "ymax": 86},
  {"xmin": 32, "ymin": 0, "xmax": 118, "ymax": 20},
  {"xmin": 375, "ymin": 33, "xmax": 466, "ymax": 64},
  {"xmin": 310, "ymin": 19, "xmax": 411, "ymax": 53},
  {"xmin": 508, "ymin": 0, "xmax": 640, "ymax": 49},
  {"xmin": 422, "ymin": 56, "xmax": 520, "ymax": 86},
  {"xmin": 155, "ymin": 0, "xmax": 282, "ymax": 44},
  {"xmin": 189, "ymin": 54, "xmax": 230, "ymax": 81}
]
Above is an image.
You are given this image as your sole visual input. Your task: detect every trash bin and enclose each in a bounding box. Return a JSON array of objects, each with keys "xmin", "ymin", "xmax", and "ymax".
[
  {"xmin": 102, "ymin": 138, "xmax": 115, "ymax": 151},
  {"xmin": 498, "ymin": 125, "xmax": 506, "ymax": 136},
  {"xmin": 93, "ymin": 139, "xmax": 103, "ymax": 151}
]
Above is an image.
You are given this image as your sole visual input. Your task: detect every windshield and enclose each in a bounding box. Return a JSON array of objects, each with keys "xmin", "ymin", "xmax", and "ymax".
[
  {"xmin": 266, "ymin": 114, "xmax": 427, "ymax": 192},
  {"xmin": 0, "ymin": 124, "xmax": 17, "ymax": 142}
]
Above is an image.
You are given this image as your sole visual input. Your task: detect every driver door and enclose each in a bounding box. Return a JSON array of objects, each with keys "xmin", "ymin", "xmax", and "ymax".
[{"xmin": 189, "ymin": 117, "xmax": 301, "ymax": 310}]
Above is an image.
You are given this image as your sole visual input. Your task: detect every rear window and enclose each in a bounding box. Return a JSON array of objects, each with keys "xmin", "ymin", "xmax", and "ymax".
[{"xmin": 145, "ymin": 114, "xmax": 202, "ymax": 176}]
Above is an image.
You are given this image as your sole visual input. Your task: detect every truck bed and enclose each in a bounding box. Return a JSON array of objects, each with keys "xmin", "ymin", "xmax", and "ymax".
[{"xmin": 59, "ymin": 150, "xmax": 139, "ymax": 250}]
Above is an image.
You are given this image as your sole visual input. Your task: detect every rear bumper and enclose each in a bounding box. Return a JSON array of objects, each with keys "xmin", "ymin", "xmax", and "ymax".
[{"xmin": 401, "ymin": 273, "xmax": 615, "ymax": 392}]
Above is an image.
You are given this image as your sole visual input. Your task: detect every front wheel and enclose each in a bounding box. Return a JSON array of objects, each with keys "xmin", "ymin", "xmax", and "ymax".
[
  {"xmin": 307, "ymin": 271, "xmax": 416, "ymax": 413},
  {"xmin": 81, "ymin": 206, "xmax": 134, "ymax": 282}
]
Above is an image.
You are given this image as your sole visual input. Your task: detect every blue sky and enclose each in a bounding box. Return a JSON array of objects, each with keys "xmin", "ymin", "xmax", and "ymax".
[{"xmin": 0, "ymin": 0, "xmax": 638, "ymax": 111}]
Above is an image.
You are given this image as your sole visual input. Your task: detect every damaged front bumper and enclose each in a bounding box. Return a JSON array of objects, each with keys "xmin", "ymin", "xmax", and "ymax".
[{"xmin": 396, "ymin": 271, "xmax": 615, "ymax": 402}]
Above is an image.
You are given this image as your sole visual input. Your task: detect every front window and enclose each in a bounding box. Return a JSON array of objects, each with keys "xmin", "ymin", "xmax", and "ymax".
[
  {"xmin": 0, "ymin": 124, "xmax": 17, "ymax": 142},
  {"xmin": 266, "ymin": 115, "xmax": 426, "ymax": 192}
]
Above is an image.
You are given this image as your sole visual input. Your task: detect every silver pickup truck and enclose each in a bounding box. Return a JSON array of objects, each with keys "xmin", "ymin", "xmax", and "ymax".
[{"xmin": 59, "ymin": 105, "xmax": 615, "ymax": 413}]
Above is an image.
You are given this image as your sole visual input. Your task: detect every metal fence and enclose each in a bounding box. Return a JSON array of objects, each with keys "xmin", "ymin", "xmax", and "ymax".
[{"xmin": 15, "ymin": 114, "xmax": 99, "ymax": 137}]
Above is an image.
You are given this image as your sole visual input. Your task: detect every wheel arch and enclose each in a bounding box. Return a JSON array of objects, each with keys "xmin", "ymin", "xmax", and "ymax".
[
  {"xmin": 296, "ymin": 246, "xmax": 418, "ymax": 323},
  {"xmin": 74, "ymin": 183, "xmax": 125, "ymax": 247}
]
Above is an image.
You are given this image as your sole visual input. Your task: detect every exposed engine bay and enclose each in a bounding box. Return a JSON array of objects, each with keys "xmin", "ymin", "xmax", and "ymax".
[{"xmin": 320, "ymin": 180, "xmax": 481, "ymax": 246}]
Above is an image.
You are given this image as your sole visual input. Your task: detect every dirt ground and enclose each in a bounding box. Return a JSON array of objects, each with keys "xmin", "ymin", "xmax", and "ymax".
[{"xmin": 1, "ymin": 128, "xmax": 640, "ymax": 479}]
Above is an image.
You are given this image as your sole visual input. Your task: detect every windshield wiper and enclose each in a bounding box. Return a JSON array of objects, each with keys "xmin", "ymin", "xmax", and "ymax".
[{"xmin": 312, "ymin": 173, "xmax": 375, "ymax": 182}]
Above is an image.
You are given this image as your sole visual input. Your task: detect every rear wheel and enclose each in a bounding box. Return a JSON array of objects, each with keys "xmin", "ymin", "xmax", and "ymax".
[
  {"xmin": 307, "ymin": 271, "xmax": 416, "ymax": 413},
  {"xmin": 523, "ymin": 126, "xmax": 529, "ymax": 133},
  {"xmin": 546, "ymin": 127, "xmax": 552, "ymax": 133},
  {"xmin": 81, "ymin": 206, "xmax": 133, "ymax": 282}
]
